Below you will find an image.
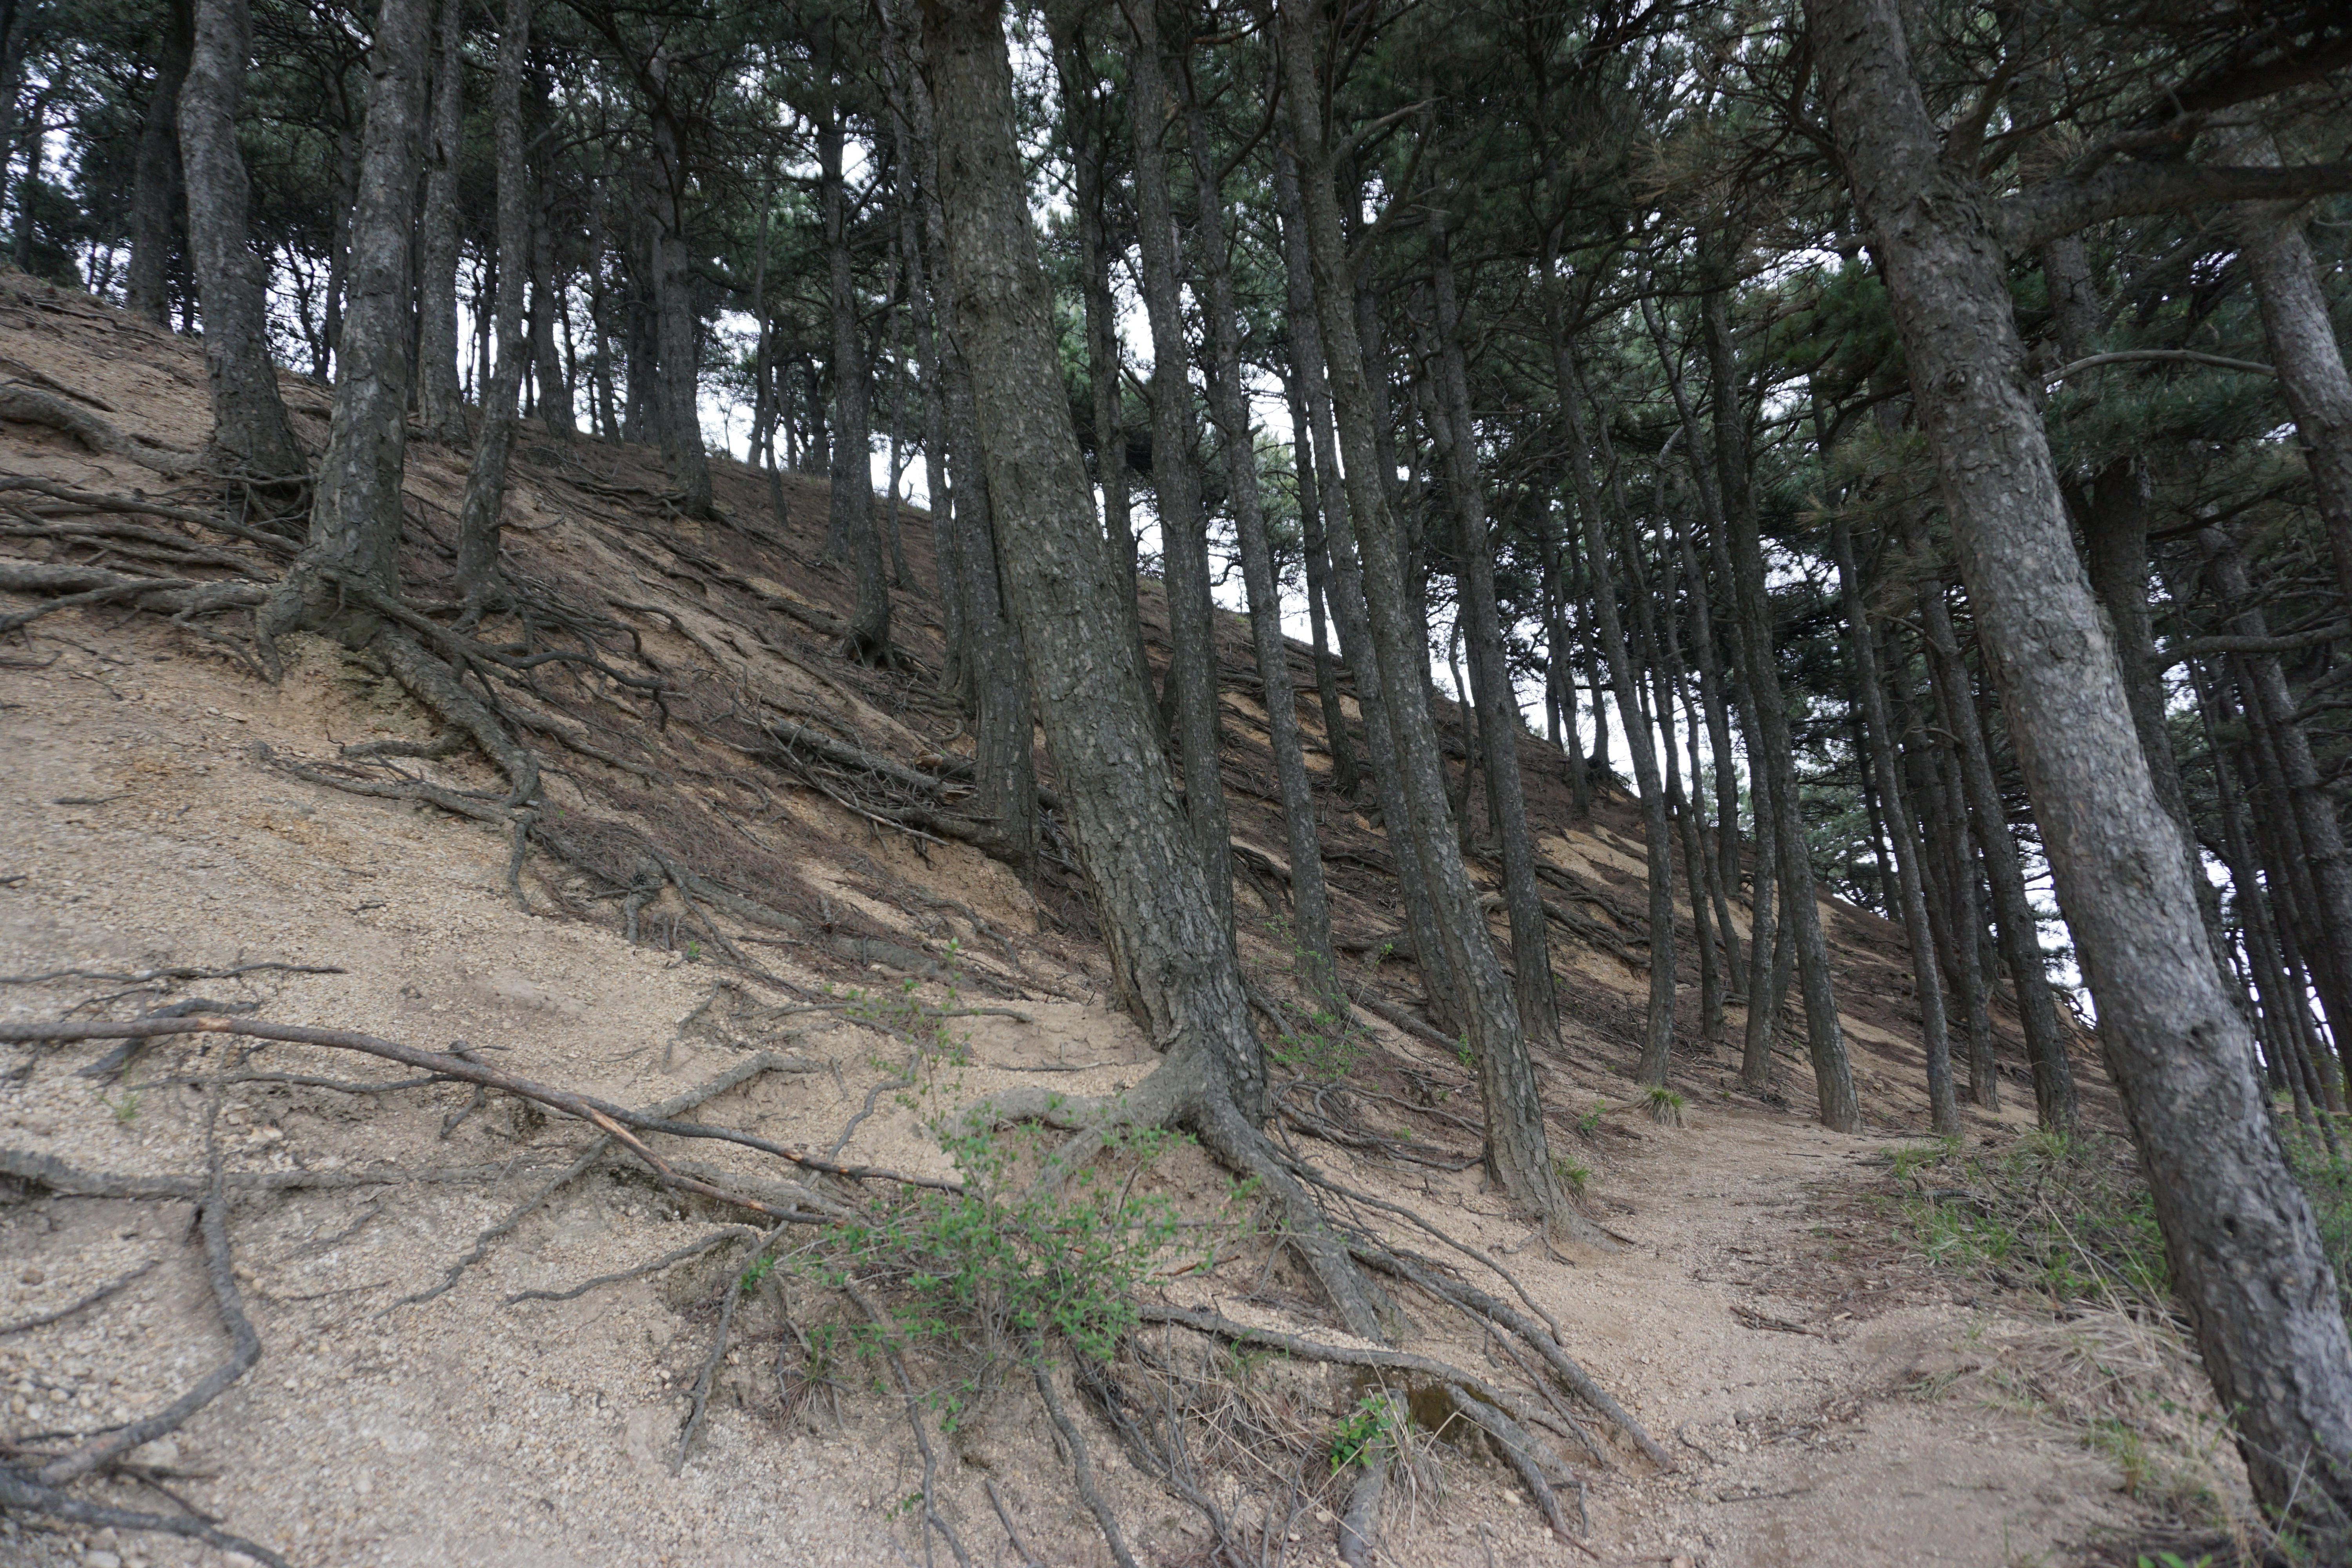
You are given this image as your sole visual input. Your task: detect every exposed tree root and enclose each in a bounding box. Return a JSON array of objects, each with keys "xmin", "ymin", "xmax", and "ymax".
[{"xmin": 0, "ymin": 386, "xmax": 201, "ymax": 474}]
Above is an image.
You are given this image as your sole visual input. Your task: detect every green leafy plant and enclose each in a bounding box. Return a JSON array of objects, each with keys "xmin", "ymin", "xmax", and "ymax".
[
  {"xmin": 1330, "ymin": 1392, "xmax": 1400, "ymax": 1473},
  {"xmin": 1575, "ymin": 1102, "xmax": 1607, "ymax": 1138},
  {"xmin": 1644, "ymin": 1085, "xmax": 1686, "ymax": 1127}
]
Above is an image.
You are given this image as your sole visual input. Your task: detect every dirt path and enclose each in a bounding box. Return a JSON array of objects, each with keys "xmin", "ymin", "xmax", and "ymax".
[
  {"xmin": 0, "ymin": 519, "xmax": 2163, "ymax": 1566},
  {"xmin": 1561, "ymin": 1110, "xmax": 2138, "ymax": 1567}
]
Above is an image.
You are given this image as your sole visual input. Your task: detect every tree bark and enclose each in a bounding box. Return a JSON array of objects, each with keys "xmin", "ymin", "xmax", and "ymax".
[
  {"xmin": 1430, "ymin": 225, "xmax": 1557, "ymax": 1042},
  {"xmin": 452, "ymin": 0, "xmax": 530, "ymax": 616},
  {"xmin": 414, "ymin": 0, "xmax": 465, "ymax": 443},
  {"xmin": 1268, "ymin": 142, "xmax": 1459, "ymax": 1030},
  {"xmin": 1182, "ymin": 68, "xmax": 1338, "ymax": 999},
  {"xmin": 1702, "ymin": 289, "xmax": 1858, "ymax": 1130},
  {"xmin": 1278, "ymin": 0, "xmax": 1580, "ymax": 1237},
  {"xmin": 1122, "ymin": 1, "xmax": 1231, "ymax": 938},
  {"xmin": 125, "ymin": 0, "xmax": 192, "ymax": 328},
  {"xmin": 2225, "ymin": 124, "xmax": 2352, "ymax": 610},
  {"xmin": 1047, "ymin": 12, "xmax": 1154, "ymax": 730},
  {"xmin": 1808, "ymin": 0, "xmax": 2352, "ymax": 1534},
  {"xmin": 270, "ymin": 0, "xmax": 433, "ymax": 642},
  {"xmin": 1553, "ymin": 335, "xmax": 1677, "ymax": 1081},
  {"xmin": 815, "ymin": 57, "xmax": 892, "ymax": 665},
  {"xmin": 1911, "ymin": 561, "xmax": 2076, "ymax": 1129},
  {"xmin": 177, "ymin": 0, "xmax": 305, "ymax": 481},
  {"xmin": 919, "ymin": 0, "xmax": 1389, "ymax": 1339},
  {"xmin": 1832, "ymin": 516, "xmax": 1958, "ymax": 1134},
  {"xmin": 645, "ymin": 49, "xmax": 711, "ymax": 519}
]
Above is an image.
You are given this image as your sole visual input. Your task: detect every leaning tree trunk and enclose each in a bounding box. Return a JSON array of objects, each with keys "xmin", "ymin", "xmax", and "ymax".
[
  {"xmin": 1807, "ymin": 0, "xmax": 2352, "ymax": 1538},
  {"xmin": 2226, "ymin": 125, "xmax": 2352, "ymax": 611},
  {"xmin": 1270, "ymin": 142, "xmax": 1461, "ymax": 1029},
  {"xmin": 1911, "ymin": 560, "xmax": 2077, "ymax": 1130},
  {"xmin": 414, "ymin": 0, "xmax": 466, "ymax": 443},
  {"xmin": 125, "ymin": 0, "xmax": 192, "ymax": 327},
  {"xmin": 269, "ymin": 0, "xmax": 433, "ymax": 642},
  {"xmin": 1182, "ymin": 72, "xmax": 1338, "ymax": 1000},
  {"xmin": 1431, "ymin": 225, "xmax": 1558, "ymax": 1044},
  {"xmin": 1703, "ymin": 288, "xmax": 1858, "ymax": 1131},
  {"xmin": 1278, "ymin": 0, "xmax": 1583, "ymax": 1239},
  {"xmin": 177, "ymin": 0, "xmax": 305, "ymax": 482},
  {"xmin": 1122, "ymin": 4, "xmax": 1231, "ymax": 939},
  {"xmin": 900, "ymin": 22, "xmax": 1036, "ymax": 876},
  {"xmin": 1832, "ymin": 516, "xmax": 1958, "ymax": 1134},
  {"xmin": 920, "ymin": 0, "xmax": 1390, "ymax": 1339},
  {"xmin": 1047, "ymin": 12, "xmax": 1154, "ymax": 727},
  {"xmin": 1554, "ymin": 333, "xmax": 1677, "ymax": 1083},
  {"xmin": 816, "ymin": 73, "xmax": 892, "ymax": 665},
  {"xmin": 644, "ymin": 51, "xmax": 711, "ymax": 519},
  {"xmin": 452, "ymin": 0, "xmax": 531, "ymax": 616}
]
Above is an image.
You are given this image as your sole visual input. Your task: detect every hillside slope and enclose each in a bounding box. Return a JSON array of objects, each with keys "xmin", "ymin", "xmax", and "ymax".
[{"xmin": 0, "ymin": 274, "xmax": 2190, "ymax": 1568}]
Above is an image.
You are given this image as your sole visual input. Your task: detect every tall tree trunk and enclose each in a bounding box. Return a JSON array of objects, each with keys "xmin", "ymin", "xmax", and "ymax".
[
  {"xmin": 1268, "ymin": 142, "xmax": 1460, "ymax": 1029},
  {"xmin": 816, "ymin": 60, "xmax": 892, "ymax": 666},
  {"xmin": 1901, "ymin": 663, "xmax": 2000, "ymax": 1107},
  {"xmin": 1047, "ymin": 12, "xmax": 1154, "ymax": 729},
  {"xmin": 645, "ymin": 51, "xmax": 711, "ymax": 519},
  {"xmin": 529, "ymin": 170, "xmax": 570, "ymax": 436},
  {"xmin": 1832, "ymin": 516, "xmax": 1958, "ymax": 1134},
  {"xmin": 1123, "ymin": 2, "xmax": 1231, "ymax": 938},
  {"xmin": 2225, "ymin": 125, "xmax": 2352, "ymax": 609},
  {"xmin": 2201, "ymin": 528, "xmax": 2352, "ymax": 1045},
  {"xmin": 1182, "ymin": 68, "xmax": 1338, "ymax": 999},
  {"xmin": 1290, "ymin": 371, "xmax": 1360, "ymax": 797},
  {"xmin": 1807, "ymin": 0, "xmax": 2352, "ymax": 1534},
  {"xmin": 414, "ymin": 0, "xmax": 465, "ymax": 443},
  {"xmin": 920, "ymin": 0, "xmax": 1390, "ymax": 1339},
  {"xmin": 1430, "ymin": 225, "xmax": 1557, "ymax": 1042},
  {"xmin": 125, "ymin": 0, "xmax": 192, "ymax": 327},
  {"xmin": 452, "ymin": 0, "xmax": 530, "ymax": 616},
  {"xmin": 1911, "ymin": 561, "xmax": 2077, "ymax": 1129},
  {"xmin": 1702, "ymin": 290, "xmax": 1858, "ymax": 1130},
  {"xmin": 270, "ymin": 0, "xmax": 433, "ymax": 641},
  {"xmin": 1555, "ymin": 340, "xmax": 1677, "ymax": 1083},
  {"xmin": 899, "ymin": 17, "xmax": 1034, "ymax": 875},
  {"xmin": 1278, "ymin": 0, "xmax": 1583, "ymax": 1238},
  {"xmin": 177, "ymin": 0, "xmax": 305, "ymax": 481}
]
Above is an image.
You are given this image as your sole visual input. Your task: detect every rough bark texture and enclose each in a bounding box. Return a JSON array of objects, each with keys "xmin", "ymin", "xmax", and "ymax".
[
  {"xmin": 1431, "ymin": 229, "xmax": 1557, "ymax": 1044},
  {"xmin": 920, "ymin": 0, "xmax": 1388, "ymax": 1339},
  {"xmin": 453, "ymin": 0, "xmax": 530, "ymax": 613},
  {"xmin": 1555, "ymin": 341, "xmax": 1677, "ymax": 1082},
  {"xmin": 1183, "ymin": 74, "xmax": 1338, "ymax": 1000},
  {"xmin": 646, "ymin": 51, "xmax": 712, "ymax": 519},
  {"xmin": 1123, "ymin": 4, "xmax": 1231, "ymax": 938},
  {"xmin": 2229, "ymin": 125, "xmax": 2352, "ymax": 609},
  {"xmin": 1702, "ymin": 291, "xmax": 1857, "ymax": 1131},
  {"xmin": 1279, "ymin": 0, "xmax": 1580, "ymax": 1238},
  {"xmin": 817, "ymin": 58, "xmax": 891, "ymax": 664},
  {"xmin": 414, "ymin": 0, "xmax": 466, "ymax": 444},
  {"xmin": 177, "ymin": 0, "xmax": 305, "ymax": 481},
  {"xmin": 1270, "ymin": 142, "xmax": 1460, "ymax": 1029},
  {"xmin": 125, "ymin": 0, "xmax": 192, "ymax": 328},
  {"xmin": 1832, "ymin": 517, "xmax": 1958, "ymax": 1134},
  {"xmin": 1912, "ymin": 564, "xmax": 2076, "ymax": 1130},
  {"xmin": 270, "ymin": 0, "xmax": 433, "ymax": 641},
  {"xmin": 1808, "ymin": 0, "xmax": 2352, "ymax": 1537}
]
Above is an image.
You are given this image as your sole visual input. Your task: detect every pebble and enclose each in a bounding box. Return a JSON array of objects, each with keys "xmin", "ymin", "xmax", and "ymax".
[{"xmin": 86, "ymin": 1553, "xmax": 121, "ymax": 1568}]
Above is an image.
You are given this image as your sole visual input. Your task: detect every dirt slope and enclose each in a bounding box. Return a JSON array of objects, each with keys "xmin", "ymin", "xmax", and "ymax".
[{"xmin": 0, "ymin": 273, "xmax": 2191, "ymax": 1568}]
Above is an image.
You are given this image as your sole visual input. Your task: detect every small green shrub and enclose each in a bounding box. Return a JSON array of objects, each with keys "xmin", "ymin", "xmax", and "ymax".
[
  {"xmin": 1330, "ymin": 1392, "xmax": 1401, "ymax": 1473},
  {"xmin": 1644, "ymin": 1085, "xmax": 1686, "ymax": 1127}
]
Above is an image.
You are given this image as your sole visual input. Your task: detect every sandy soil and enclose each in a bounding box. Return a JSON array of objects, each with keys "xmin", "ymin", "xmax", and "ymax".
[{"xmin": 0, "ymin": 275, "xmax": 2201, "ymax": 1568}]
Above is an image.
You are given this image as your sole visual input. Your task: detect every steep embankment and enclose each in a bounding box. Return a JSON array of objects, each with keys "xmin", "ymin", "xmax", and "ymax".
[{"xmin": 0, "ymin": 274, "xmax": 2190, "ymax": 1568}]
